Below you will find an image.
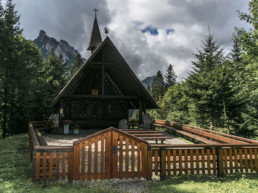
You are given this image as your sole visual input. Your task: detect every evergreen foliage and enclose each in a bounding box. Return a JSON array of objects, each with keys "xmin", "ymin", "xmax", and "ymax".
[
  {"xmin": 0, "ymin": 0, "xmax": 42, "ymax": 137},
  {"xmin": 149, "ymin": 0, "xmax": 257, "ymax": 138},
  {"xmin": 234, "ymin": 0, "xmax": 258, "ymax": 136},
  {"xmin": 0, "ymin": 0, "xmax": 69, "ymax": 138},
  {"xmin": 70, "ymin": 53, "xmax": 84, "ymax": 77},
  {"xmin": 151, "ymin": 71, "xmax": 165, "ymax": 101},
  {"xmin": 43, "ymin": 48, "xmax": 69, "ymax": 104},
  {"xmin": 0, "ymin": 0, "xmax": 257, "ymax": 139},
  {"xmin": 164, "ymin": 64, "xmax": 177, "ymax": 89},
  {"xmin": 231, "ymin": 33, "xmax": 242, "ymax": 63},
  {"xmin": 161, "ymin": 82, "xmax": 190, "ymax": 123},
  {"xmin": 186, "ymin": 32, "xmax": 225, "ymax": 130}
]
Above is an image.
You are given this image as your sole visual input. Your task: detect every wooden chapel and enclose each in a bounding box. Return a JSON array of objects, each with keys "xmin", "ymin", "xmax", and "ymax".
[{"xmin": 50, "ymin": 12, "xmax": 158, "ymax": 129}]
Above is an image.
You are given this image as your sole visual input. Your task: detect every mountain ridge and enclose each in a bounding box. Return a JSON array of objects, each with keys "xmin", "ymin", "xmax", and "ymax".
[
  {"xmin": 141, "ymin": 75, "xmax": 156, "ymax": 87},
  {"xmin": 33, "ymin": 30, "xmax": 154, "ymax": 88},
  {"xmin": 33, "ymin": 30, "xmax": 84, "ymax": 67}
]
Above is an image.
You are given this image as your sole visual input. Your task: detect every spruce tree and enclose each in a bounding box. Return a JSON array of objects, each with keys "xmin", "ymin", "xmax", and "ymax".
[
  {"xmin": 0, "ymin": 0, "xmax": 43, "ymax": 136},
  {"xmin": 151, "ymin": 71, "xmax": 165, "ymax": 101},
  {"xmin": 231, "ymin": 34, "xmax": 242, "ymax": 63},
  {"xmin": 70, "ymin": 53, "xmax": 84, "ymax": 77},
  {"xmin": 161, "ymin": 82, "xmax": 190, "ymax": 123},
  {"xmin": 164, "ymin": 64, "xmax": 177, "ymax": 90},
  {"xmin": 213, "ymin": 61, "xmax": 246, "ymax": 134},
  {"xmin": 0, "ymin": 1, "xmax": 5, "ymax": 137},
  {"xmin": 234, "ymin": 0, "xmax": 258, "ymax": 137},
  {"xmin": 43, "ymin": 48, "xmax": 68, "ymax": 105},
  {"xmin": 186, "ymin": 31, "xmax": 225, "ymax": 130},
  {"xmin": 0, "ymin": 0, "xmax": 22, "ymax": 137}
]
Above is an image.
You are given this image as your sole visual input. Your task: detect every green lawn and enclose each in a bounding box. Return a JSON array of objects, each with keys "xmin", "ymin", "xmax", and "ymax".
[
  {"xmin": 0, "ymin": 134, "xmax": 115, "ymax": 193},
  {"xmin": 0, "ymin": 133, "xmax": 257, "ymax": 193},
  {"xmin": 149, "ymin": 175, "xmax": 258, "ymax": 193}
]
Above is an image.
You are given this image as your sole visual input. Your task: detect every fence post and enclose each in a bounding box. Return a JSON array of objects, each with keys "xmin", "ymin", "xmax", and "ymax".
[
  {"xmin": 73, "ymin": 144, "xmax": 80, "ymax": 181},
  {"xmin": 32, "ymin": 150, "xmax": 37, "ymax": 182},
  {"xmin": 147, "ymin": 146, "xmax": 152, "ymax": 180},
  {"xmin": 216, "ymin": 147, "xmax": 224, "ymax": 177},
  {"xmin": 160, "ymin": 148, "xmax": 166, "ymax": 180},
  {"xmin": 68, "ymin": 151, "xmax": 74, "ymax": 182}
]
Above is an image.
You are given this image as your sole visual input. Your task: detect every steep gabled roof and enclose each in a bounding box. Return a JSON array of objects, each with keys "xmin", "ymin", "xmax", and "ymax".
[{"xmin": 50, "ymin": 36, "xmax": 158, "ymax": 109}]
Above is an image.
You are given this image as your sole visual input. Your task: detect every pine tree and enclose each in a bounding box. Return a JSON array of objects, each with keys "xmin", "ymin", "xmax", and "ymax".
[
  {"xmin": 0, "ymin": 0, "xmax": 44, "ymax": 136},
  {"xmin": 161, "ymin": 82, "xmax": 190, "ymax": 123},
  {"xmin": 0, "ymin": 0, "xmax": 22, "ymax": 138},
  {"xmin": 70, "ymin": 53, "xmax": 84, "ymax": 77},
  {"xmin": 43, "ymin": 48, "xmax": 69, "ymax": 105},
  {"xmin": 164, "ymin": 64, "xmax": 177, "ymax": 90},
  {"xmin": 186, "ymin": 31, "xmax": 225, "ymax": 130},
  {"xmin": 231, "ymin": 34, "xmax": 242, "ymax": 63},
  {"xmin": 213, "ymin": 61, "xmax": 246, "ymax": 134},
  {"xmin": 0, "ymin": 1, "xmax": 5, "ymax": 137},
  {"xmin": 151, "ymin": 71, "xmax": 165, "ymax": 101},
  {"xmin": 234, "ymin": 0, "xmax": 258, "ymax": 137}
]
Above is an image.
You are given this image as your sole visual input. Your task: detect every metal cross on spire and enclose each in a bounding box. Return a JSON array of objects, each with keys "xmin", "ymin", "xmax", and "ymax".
[{"xmin": 93, "ymin": 8, "xmax": 99, "ymax": 17}]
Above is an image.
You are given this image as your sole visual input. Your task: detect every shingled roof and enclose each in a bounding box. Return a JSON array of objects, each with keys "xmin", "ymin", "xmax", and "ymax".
[{"xmin": 50, "ymin": 36, "xmax": 158, "ymax": 109}]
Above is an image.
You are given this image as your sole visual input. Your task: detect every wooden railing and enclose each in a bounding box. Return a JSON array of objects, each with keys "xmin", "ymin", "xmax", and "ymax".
[
  {"xmin": 154, "ymin": 119, "xmax": 258, "ymax": 144},
  {"xmin": 29, "ymin": 120, "xmax": 258, "ymax": 181},
  {"xmin": 151, "ymin": 120, "xmax": 258, "ymax": 178},
  {"xmin": 33, "ymin": 146, "xmax": 74, "ymax": 181},
  {"xmin": 147, "ymin": 144, "xmax": 258, "ymax": 179},
  {"xmin": 29, "ymin": 121, "xmax": 74, "ymax": 181}
]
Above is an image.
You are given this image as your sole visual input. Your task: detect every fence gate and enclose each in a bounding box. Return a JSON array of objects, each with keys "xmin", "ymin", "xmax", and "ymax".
[{"xmin": 73, "ymin": 127, "xmax": 148, "ymax": 180}]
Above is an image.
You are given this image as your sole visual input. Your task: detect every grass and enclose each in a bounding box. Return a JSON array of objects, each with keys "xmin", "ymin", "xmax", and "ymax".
[
  {"xmin": 0, "ymin": 133, "xmax": 116, "ymax": 193},
  {"xmin": 149, "ymin": 174, "xmax": 258, "ymax": 193},
  {"xmin": 0, "ymin": 133, "xmax": 257, "ymax": 193}
]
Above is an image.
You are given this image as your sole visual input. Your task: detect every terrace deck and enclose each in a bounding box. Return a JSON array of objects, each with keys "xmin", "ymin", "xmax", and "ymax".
[
  {"xmin": 43, "ymin": 129, "xmax": 188, "ymax": 146},
  {"xmin": 154, "ymin": 124, "xmax": 221, "ymax": 145}
]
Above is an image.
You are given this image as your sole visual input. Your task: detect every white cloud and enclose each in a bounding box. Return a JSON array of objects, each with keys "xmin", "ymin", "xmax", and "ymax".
[{"xmin": 9, "ymin": 0, "xmax": 250, "ymax": 80}]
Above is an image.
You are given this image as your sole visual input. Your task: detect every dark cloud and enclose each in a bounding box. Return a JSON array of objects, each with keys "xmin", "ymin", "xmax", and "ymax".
[
  {"xmin": 12, "ymin": 0, "xmax": 111, "ymax": 57},
  {"xmin": 9, "ymin": 0, "xmax": 250, "ymax": 80}
]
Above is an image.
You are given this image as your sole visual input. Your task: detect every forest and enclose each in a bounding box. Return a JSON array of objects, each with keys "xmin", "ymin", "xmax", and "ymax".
[
  {"xmin": 0, "ymin": 0, "xmax": 257, "ymax": 139},
  {"xmin": 148, "ymin": 0, "xmax": 257, "ymax": 138}
]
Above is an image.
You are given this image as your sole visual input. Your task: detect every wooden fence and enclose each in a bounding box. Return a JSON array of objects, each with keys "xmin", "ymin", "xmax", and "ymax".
[
  {"xmin": 29, "ymin": 122, "xmax": 74, "ymax": 181},
  {"xmin": 147, "ymin": 144, "xmax": 258, "ymax": 179},
  {"xmin": 29, "ymin": 121, "xmax": 258, "ymax": 181},
  {"xmin": 73, "ymin": 128, "xmax": 148, "ymax": 180}
]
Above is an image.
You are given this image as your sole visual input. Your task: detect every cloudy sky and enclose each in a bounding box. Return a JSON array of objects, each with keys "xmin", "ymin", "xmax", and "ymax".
[{"xmin": 4, "ymin": 0, "xmax": 250, "ymax": 80}]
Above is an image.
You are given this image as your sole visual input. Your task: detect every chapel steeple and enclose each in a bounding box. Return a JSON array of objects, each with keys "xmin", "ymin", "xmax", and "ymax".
[{"xmin": 87, "ymin": 8, "xmax": 102, "ymax": 53}]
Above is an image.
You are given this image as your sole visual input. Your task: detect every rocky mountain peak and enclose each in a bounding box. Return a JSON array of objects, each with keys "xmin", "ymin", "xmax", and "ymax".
[
  {"xmin": 39, "ymin": 30, "xmax": 47, "ymax": 37},
  {"xmin": 33, "ymin": 30, "xmax": 85, "ymax": 67}
]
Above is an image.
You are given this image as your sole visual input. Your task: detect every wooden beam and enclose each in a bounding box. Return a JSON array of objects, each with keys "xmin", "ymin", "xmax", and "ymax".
[
  {"xmin": 63, "ymin": 95, "xmax": 139, "ymax": 100},
  {"xmin": 142, "ymin": 100, "xmax": 146, "ymax": 114},
  {"xmin": 129, "ymin": 101, "xmax": 137, "ymax": 109},
  {"xmin": 139, "ymin": 100, "xmax": 143, "ymax": 126},
  {"xmin": 90, "ymin": 62, "xmax": 114, "ymax": 65},
  {"xmin": 102, "ymin": 64, "xmax": 105, "ymax": 96}
]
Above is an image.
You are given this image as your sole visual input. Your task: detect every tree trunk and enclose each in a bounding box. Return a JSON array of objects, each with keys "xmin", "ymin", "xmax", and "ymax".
[
  {"xmin": 9, "ymin": 88, "xmax": 15, "ymax": 136},
  {"xmin": 2, "ymin": 82, "xmax": 8, "ymax": 139},
  {"xmin": 209, "ymin": 120, "xmax": 213, "ymax": 130},
  {"xmin": 223, "ymin": 98, "xmax": 230, "ymax": 134}
]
